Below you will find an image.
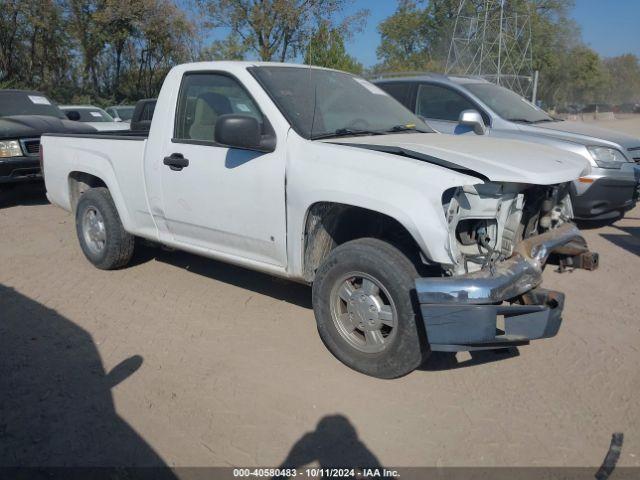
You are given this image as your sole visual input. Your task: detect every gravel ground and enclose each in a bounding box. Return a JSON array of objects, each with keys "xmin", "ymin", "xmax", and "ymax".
[{"xmin": 1, "ymin": 120, "xmax": 639, "ymax": 469}]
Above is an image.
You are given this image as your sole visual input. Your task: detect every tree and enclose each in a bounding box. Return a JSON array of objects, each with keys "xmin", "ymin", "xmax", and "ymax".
[
  {"xmin": 562, "ymin": 46, "xmax": 609, "ymax": 104},
  {"xmin": 374, "ymin": 0, "xmax": 620, "ymax": 108},
  {"xmin": 95, "ymin": 0, "xmax": 146, "ymax": 99},
  {"xmin": 0, "ymin": 0, "xmax": 73, "ymax": 94},
  {"xmin": 197, "ymin": 0, "xmax": 368, "ymax": 62},
  {"xmin": 603, "ymin": 54, "xmax": 640, "ymax": 104},
  {"xmin": 199, "ymin": 35, "xmax": 249, "ymax": 61},
  {"xmin": 304, "ymin": 22, "xmax": 363, "ymax": 74},
  {"xmin": 375, "ymin": 0, "xmax": 431, "ymax": 72},
  {"xmin": 375, "ymin": 0, "xmax": 474, "ymax": 73},
  {"xmin": 128, "ymin": 0, "xmax": 195, "ymax": 98},
  {"xmin": 527, "ymin": 0, "xmax": 582, "ymax": 106},
  {"xmin": 64, "ymin": 0, "xmax": 106, "ymax": 95}
]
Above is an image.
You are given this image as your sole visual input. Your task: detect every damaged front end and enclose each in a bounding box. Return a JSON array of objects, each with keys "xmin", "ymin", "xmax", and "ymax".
[{"xmin": 417, "ymin": 182, "xmax": 599, "ymax": 352}]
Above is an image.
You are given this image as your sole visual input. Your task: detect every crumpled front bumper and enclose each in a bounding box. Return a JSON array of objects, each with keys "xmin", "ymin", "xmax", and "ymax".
[{"xmin": 416, "ymin": 223, "xmax": 597, "ymax": 352}]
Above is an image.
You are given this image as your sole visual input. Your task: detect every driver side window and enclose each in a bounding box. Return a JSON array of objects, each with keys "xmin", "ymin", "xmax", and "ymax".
[
  {"xmin": 416, "ymin": 84, "xmax": 476, "ymax": 122},
  {"xmin": 174, "ymin": 73, "xmax": 263, "ymax": 143}
]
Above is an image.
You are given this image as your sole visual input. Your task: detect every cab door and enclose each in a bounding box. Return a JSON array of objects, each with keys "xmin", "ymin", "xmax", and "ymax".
[{"xmin": 157, "ymin": 72, "xmax": 287, "ymax": 267}]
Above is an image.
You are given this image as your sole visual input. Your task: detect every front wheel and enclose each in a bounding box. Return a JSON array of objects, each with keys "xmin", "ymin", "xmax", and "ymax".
[
  {"xmin": 75, "ymin": 187, "xmax": 134, "ymax": 270},
  {"xmin": 312, "ymin": 238, "xmax": 428, "ymax": 379}
]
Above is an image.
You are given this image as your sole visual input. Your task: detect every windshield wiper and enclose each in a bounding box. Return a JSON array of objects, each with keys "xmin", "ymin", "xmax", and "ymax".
[
  {"xmin": 311, "ymin": 128, "xmax": 384, "ymax": 140},
  {"xmin": 532, "ymin": 118, "xmax": 554, "ymax": 123},
  {"xmin": 385, "ymin": 124, "xmax": 431, "ymax": 133},
  {"xmin": 508, "ymin": 118, "xmax": 554, "ymax": 124}
]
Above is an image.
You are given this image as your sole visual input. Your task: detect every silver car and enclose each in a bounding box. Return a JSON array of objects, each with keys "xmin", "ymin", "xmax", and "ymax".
[{"xmin": 374, "ymin": 74, "xmax": 640, "ymax": 221}]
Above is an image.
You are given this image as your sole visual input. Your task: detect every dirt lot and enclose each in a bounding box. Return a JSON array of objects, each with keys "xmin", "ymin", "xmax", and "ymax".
[{"xmin": 1, "ymin": 120, "xmax": 639, "ymax": 469}]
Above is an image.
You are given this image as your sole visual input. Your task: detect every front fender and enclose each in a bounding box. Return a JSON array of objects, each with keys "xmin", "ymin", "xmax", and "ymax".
[{"xmin": 284, "ymin": 134, "xmax": 482, "ymax": 278}]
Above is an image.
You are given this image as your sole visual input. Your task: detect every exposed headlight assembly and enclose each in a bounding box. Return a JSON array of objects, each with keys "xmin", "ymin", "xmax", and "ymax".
[
  {"xmin": 587, "ymin": 146, "xmax": 628, "ymax": 169},
  {"xmin": 0, "ymin": 140, "xmax": 23, "ymax": 158}
]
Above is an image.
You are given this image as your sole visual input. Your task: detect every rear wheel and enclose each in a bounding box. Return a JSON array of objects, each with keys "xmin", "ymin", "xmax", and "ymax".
[
  {"xmin": 75, "ymin": 187, "xmax": 134, "ymax": 270},
  {"xmin": 312, "ymin": 238, "xmax": 428, "ymax": 379}
]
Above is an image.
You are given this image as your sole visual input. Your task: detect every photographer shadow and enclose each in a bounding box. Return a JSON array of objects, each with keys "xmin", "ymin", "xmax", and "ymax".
[
  {"xmin": 274, "ymin": 415, "xmax": 381, "ymax": 478},
  {"xmin": 0, "ymin": 283, "xmax": 175, "ymax": 473}
]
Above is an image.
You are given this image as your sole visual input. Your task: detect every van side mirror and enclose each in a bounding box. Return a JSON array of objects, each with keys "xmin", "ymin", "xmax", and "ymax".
[
  {"xmin": 458, "ymin": 109, "xmax": 486, "ymax": 135},
  {"xmin": 65, "ymin": 110, "xmax": 81, "ymax": 121},
  {"xmin": 215, "ymin": 114, "xmax": 264, "ymax": 151}
]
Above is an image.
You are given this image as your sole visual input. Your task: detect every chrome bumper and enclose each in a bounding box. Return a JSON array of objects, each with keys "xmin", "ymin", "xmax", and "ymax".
[
  {"xmin": 416, "ymin": 223, "xmax": 597, "ymax": 352},
  {"xmin": 416, "ymin": 223, "xmax": 592, "ymax": 304}
]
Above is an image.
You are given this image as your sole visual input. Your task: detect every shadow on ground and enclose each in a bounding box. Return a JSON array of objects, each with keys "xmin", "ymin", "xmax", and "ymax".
[
  {"xmin": 136, "ymin": 247, "xmax": 523, "ymax": 372},
  {"xmin": 600, "ymin": 225, "xmax": 640, "ymax": 257},
  {"xmin": 0, "ymin": 283, "xmax": 174, "ymax": 470},
  {"xmin": 576, "ymin": 217, "xmax": 621, "ymax": 230},
  {"xmin": 138, "ymin": 247, "xmax": 313, "ymax": 309},
  {"xmin": 0, "ymin": 183, "xmax": 49, "ymax": 208},
  {"xmin": 421, "ymin": 348, "xmax": 520, "ymax": 371},
  {"xmin": 274, "ymin": 415, "xmax": 381, "ymax": 477}
]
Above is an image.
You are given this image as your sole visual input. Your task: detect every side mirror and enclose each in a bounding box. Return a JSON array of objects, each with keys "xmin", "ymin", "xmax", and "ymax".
[
  {"xmin": 65, "ymin": 110, "xmax": 81, "ymax": 121},
  {"xmin": 214, "ymin": 114, "xmax": 263, "ymax": 151},
  {"xmin": 458, "ymin": 109, "xmax": 486, "ymax": 135}
]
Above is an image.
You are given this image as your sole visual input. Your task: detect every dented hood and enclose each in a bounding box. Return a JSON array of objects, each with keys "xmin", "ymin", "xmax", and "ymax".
[{"xmin": 327, "ymin": 132, "xmax": 588, "ymax": 185}]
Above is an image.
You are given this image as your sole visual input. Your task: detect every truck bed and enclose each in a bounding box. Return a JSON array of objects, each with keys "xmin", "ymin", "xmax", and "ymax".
[
  {"xmin": 42, "ymin": 132, "xmax": 155, "ymax": 239},
  {"xmin": 43, "ymin": 130, "xmax": 149, "ymax": 141}
]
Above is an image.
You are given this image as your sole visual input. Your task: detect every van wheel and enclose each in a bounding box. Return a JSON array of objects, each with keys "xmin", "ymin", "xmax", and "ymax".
[
  {"xmin": 75, "ymin": 187, "xmax": 134, "ymax": 270},
  {"xmin": 312, "ymin": 238, "xmax": 428, "ymax": 379}
]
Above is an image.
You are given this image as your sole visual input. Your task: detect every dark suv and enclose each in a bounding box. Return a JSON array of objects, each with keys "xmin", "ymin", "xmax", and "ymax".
[{"xmin": 0, "ymin": 90, "xmax": 94, "ymax": 186}]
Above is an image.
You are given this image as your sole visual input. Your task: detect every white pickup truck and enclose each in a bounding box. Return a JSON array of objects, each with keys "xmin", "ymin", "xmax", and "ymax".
[{"xmin": 42, "ymin": 62, "xmax": 598, "ymax": 378}]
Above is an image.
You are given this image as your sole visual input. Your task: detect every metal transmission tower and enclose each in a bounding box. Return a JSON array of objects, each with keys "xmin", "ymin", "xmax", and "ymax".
[{"xmin": 446, "ymin": 0, "xmax": 535, "ymax": 99}]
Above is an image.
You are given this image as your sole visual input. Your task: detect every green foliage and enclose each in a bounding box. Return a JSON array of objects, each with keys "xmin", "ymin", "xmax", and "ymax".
[
  {"xmin": 1, "ymin": 0, "xmax": 638, "ymax": 108},
  {"xmin": 200, "ymin": 35, "xmax": 250, "ymax": 61},
  {"xmin": 0, "ymin": 0, "xmax": 75, "ymax": 95},
  {"xmin": 0, "ymin": 0, "xmax": 196, "ymax": 105},
  {"xmin": 304, "ymin": 23, "xmax": 363, "ymax": 74},
  {"xmin": 604, "ymin": 54, "xmax": 640, "ymax": 104},
  {"xmin": 374, "ymin": 0, "xmax": 639, "ymax": 107},
  {"xmin": 197, "ymin": 0, "xmax": 369, "ymax": 62},
  {"xmin": 375, "ymin": 0, "xmax": 458, "ymax": 73}
]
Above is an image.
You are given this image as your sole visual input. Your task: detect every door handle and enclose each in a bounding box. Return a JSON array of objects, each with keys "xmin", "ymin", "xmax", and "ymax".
[{"xmin": 163, "ymin": 153, "xmax": 189, "ymax": 171}]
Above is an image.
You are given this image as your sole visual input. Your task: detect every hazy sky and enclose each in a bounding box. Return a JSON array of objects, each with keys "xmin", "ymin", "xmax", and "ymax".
[{"xmin": 339, "ymin": 0, "xmax": 640, "ymax": 67}]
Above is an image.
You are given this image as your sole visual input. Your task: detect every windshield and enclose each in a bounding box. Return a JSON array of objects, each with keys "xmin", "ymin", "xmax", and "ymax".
[
  {"xmin": 465, "ymin": 83, "xmax": 553, "ymax": 123},
  {"xmin": 63, "ymin": 107, "xmax": 114, "ymax": 122},
  {"xmin": 0, "ymin": 92, "xmax": 64, "ymax": 118},
  {"xmin": 249, "ymin": 66, "xmax": 433, "ymax": 139},
  {"xmin": 114, "ymin": 106, "xmax": 134, "ymax": 121}
]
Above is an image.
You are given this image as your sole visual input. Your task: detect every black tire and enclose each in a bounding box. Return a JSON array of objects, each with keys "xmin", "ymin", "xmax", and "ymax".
[
  {"xmin": 312, "ymin": 238, "xmax": 428, "ymax": 379},
  {"xmin": 75, "ymin": 187, "xmax": 134, "ymax": 270}
]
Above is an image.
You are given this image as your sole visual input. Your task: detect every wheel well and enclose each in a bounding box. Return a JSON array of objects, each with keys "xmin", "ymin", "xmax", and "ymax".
[
  {"xmin": 302, "ymin": 202, "xmax": 426, "ymax": 281},
  {"xmin": 68, "ymin": 172, "xmax": 107, "ymax": 211}
]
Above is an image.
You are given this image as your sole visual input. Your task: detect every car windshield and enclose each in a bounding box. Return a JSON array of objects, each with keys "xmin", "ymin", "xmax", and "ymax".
[
  {"xmin": 114, "ymin": 106, "xmax": 134, "ymax": 121},
  {"xmin": 465, "ymin": 83, "xmax": 554, "ymax": 123},
  {"xmin": 0, "ymin": 92, "xmax": 64, "ymax": 118},
  {"xmin": 249, "ymin": 66, "xmax": 433, "ymax": 139},
  {"xmin": 63, "ymin": 108, "xmax": 114, "ymax": 122}
]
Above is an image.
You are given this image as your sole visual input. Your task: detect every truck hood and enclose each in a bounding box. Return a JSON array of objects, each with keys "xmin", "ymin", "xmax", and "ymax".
[
  {"xmin": 520, "ymin": 120, "xmax": 640, "ymax": 151},
  {"xmin": 0, "ymin": 115, "xmax": 96, "ymax": 139},
  {"xmin": 327, "ymin": 132, "xmax": 588, "ymax": 185}
]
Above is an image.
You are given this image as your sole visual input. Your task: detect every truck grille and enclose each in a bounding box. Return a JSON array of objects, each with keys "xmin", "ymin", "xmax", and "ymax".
[
  {"xmin": 20, "ymin": 138, "xmax": 40, "ymax": 157},
  {"xmin": 629, "ymin": 147, "xmax": 640, "ymax": 164}
]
